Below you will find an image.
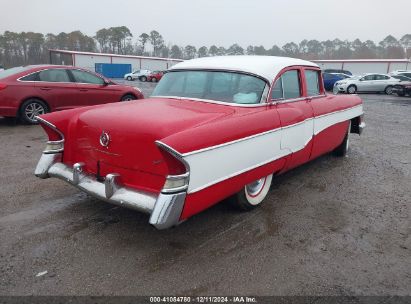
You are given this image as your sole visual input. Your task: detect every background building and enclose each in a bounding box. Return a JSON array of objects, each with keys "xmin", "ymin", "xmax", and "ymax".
[
  {"xmin": 49, "ymin": 50, "xmax": 411, "ymax": 78},
  {"xmin": 49, "ymin": 49, "xmax": 183, "ymax": 78},
  {"xmin": 313, "ymin": 59, "xmax": 411, "ymax": 75}
]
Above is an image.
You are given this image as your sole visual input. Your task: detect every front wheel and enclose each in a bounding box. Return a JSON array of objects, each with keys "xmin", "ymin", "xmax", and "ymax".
[
  {"xmin": 151, "ymin": 77, "xmax": 157, "ymax": 83},
  {"xmin": 20, "ymin": 99, "xmax": 48, "ymax": 124},
  {"xmin": 126, "ymin": 76, "xmax": 132, "ymax": 81},
  {"xmin": 235, "ymin": 174, "xmax": 273, "ymax": 210},
  {"xmin": 121, "ymin": 94, "xmax": 137, "ymax": 101},
  {"xmin": 385, "ymin": 86, "xmax": 393, "ymax": 95},
  {"xmin": 347, "ymin": 85, "xmax": 357, "ymax": 94}
]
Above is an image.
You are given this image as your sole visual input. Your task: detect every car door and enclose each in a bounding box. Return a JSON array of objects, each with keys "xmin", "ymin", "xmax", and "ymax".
[
  {"xmin": 69, "ymin": 69, "xmax": 120, "ymax": 106},
  {"xmin": 306, "ymin": 69, "xmax": 350, "ymax": 159},
  {"xmin": 33, "ymin": 68, "xmax": 78, "ymax": 111},
  {"xmin": 273, "ymin": 68, "xmax": 314, "ymax": 171},
  {"xmin": 373, "ymin": 74, "xmax": 389, "ymax": 92},
  {"xmin": 357, "ymin": 74, "xmax": 376, "ymax": 92}
]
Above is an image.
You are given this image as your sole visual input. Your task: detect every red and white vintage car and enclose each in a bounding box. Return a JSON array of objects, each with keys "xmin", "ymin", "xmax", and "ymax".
[{"xmin": 35, "ymin": 56, "xmax": 365, "ymax": 229}]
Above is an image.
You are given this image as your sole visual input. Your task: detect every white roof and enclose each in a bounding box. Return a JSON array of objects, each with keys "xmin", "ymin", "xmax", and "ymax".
[{"xmin": 169, "ymin": 56, "xmax": 318, "ymax": 82}]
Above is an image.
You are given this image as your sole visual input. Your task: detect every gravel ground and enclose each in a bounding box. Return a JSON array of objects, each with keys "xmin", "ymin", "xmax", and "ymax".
[{"xmin": 0, "ymin": 89, "xmax": 410, "ymax": 296}]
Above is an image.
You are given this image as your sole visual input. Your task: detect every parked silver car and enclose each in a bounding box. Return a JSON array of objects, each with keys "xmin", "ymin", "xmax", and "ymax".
[
  {"xmin": 124, "ymin": 69, "xmax": 151, "ymax": 81},
  {"xmin": 334, "ymin": 73, "xmax": 399, "ymax": 94}
]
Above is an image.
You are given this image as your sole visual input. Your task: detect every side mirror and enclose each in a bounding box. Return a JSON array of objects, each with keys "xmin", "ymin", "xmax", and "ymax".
[
  {"xmin": 359, "ymin": 78, "xmax": 363, "ymax": 81},
  {"xmin": 103, "ymin": 79, "xmax": 110, "ymax": 86}
]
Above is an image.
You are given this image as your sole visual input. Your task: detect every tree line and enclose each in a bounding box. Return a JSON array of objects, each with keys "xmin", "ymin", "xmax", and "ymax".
[{"xmin": 1, "ymin": 26, "xmax": 410, "ymax": 68}]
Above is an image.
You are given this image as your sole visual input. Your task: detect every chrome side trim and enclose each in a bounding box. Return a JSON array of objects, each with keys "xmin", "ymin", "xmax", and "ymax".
[
  {"xmin": 310, "ymin": 94, "xmax": 327, "ymax": 99},
  {"xmin": 151, "ymin": 96, "xmax": 269, "ymax": 108},
  {"xmin": 276, "ymin": 97, "xmax": 307, "ymax": 104},
  {"xmin": 36, "ymin": 117, "xmax": 65, "ymax": 140},
  {"xmin": 314, "ymin": 104, "xmax": 363, "ymax": 120},
  {"xmin": 155, "ymin": 141, "xmax": 190, "ymax": 171},
  {"xmin": 156, "ymin": 105, "xmax": 363, "ymax": 158}
]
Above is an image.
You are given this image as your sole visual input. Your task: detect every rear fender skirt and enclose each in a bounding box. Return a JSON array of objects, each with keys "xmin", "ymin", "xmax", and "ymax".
[{"xmin": 158, "ymin": 104, "xmax": 363, "ymax": 195}]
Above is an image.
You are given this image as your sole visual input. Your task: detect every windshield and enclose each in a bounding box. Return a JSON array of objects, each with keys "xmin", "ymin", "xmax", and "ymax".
[
  {"xmin": 0, "ymin": 66, "xmax": 32, "ymax": 79},
  {"xmin": 151, "ymin": 70, "xmax": 268, "ymax": 104}
]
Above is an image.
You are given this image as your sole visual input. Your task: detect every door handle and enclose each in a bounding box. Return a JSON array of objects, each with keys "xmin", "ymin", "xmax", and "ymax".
[
  {"xmin": 79, "ymin": 89, "xmax": 88, "ymax": 92},
  {"xmin": 40, "ymin": 87, "xmax": 51, "ymax": 91}
]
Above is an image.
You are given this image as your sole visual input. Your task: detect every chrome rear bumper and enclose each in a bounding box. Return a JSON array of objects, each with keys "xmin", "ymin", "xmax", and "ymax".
[{"xmin": 34, "ymin": 153, "xmax": 186, "ymax": 229}]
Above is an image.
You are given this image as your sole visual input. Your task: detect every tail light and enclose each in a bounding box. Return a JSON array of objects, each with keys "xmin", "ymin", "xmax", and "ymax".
[
  {"xmin": 0, "ymin": 83, "xmax": 7, "ymax": 90},
  {"xmin": 156, "ymin": 141, "xmax": 190, "ymax": 193},
  {"xmin": 37, "ymin": 117, "xmax": 65, "ymax": 154}
]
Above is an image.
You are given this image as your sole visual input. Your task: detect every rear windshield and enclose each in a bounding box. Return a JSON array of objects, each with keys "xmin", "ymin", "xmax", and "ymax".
[
  {"xmin": 0, "ymin": 66, "xmax": 33, "ymax": 79},
  {"xmin": 152, "ymin": 70, "xmax": 267, "ymax": 104}
]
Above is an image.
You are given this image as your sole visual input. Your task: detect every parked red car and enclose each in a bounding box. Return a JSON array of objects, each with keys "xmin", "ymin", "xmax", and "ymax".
[
  {"xmin": 147, "ymin": 70, "xmax": 165, "ymax": 82},
  {"xmin": 0, "ymin": 65, "xmax": 144, "ymax": 123},
  {"xmin": 35, "ymin": 56, "xmax": 364, "ymax": 229}
]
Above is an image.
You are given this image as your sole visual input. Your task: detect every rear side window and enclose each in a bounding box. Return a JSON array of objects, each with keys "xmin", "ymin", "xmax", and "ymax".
[
  {"xmin": 282, "ymin": 70, "xmax": 301, "ymax": 99},
  {"xmin": 71, "ymin": 70, "xmax": 105, "ymax": 85},
  {"xmin": 271, "ymin": 78, "xmax": 283, "ymax": 99},
  {"xmin": 305, "ymin": 70, "xmax": 320, "ymax": 96},
  {"xmin": 0, "ymin": 66, "xmax": 33, "ymax": 79},
  {"xmin": 20, "ymin": 72, "xmax": 39, "ymax": 81},
  {"xmin": 363, "ymin": 75, "xmax": 375, "ymax": 81},
  {"xmin": 270, "ymin": 70, "xmax": 301, "ymax": 100},
  {"xmin": 375, "ymin": 75, "xmax": 389, "ymax": 80},
  {"xmin": 38, "ymin": 69, "xmax": 71, "ymax": 82}
]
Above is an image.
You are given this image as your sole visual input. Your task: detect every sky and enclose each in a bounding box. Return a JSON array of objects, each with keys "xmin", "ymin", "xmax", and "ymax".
[{"xmin": 1, "ymin": 0, "xmax": 410, "ymax": 48}]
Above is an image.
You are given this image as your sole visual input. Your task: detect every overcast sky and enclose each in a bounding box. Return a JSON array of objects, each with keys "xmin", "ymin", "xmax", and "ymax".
[{"xmin": 1, "ymin": 0, "xmax": 410, "ymax": 48}]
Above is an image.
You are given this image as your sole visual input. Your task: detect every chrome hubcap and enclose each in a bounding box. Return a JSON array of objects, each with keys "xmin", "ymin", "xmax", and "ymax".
[
  {"xmin": 246, "ymin": 178, "xmax": 265, "ymax": 196},
  {"xmin": 25, "ymin": 103, "xmax": 45, "ymax": 121}
]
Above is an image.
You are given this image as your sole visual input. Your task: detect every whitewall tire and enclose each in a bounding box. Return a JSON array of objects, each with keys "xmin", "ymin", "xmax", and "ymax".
[{"xmin": 235, "ymin": 174, "xmax": 273, "ymax": 210}]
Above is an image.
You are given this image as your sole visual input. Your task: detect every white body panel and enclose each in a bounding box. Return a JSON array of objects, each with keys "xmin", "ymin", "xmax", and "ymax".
[{"xmin": 169, "ymin": 105, "xmax": 363, "ymax": 193}]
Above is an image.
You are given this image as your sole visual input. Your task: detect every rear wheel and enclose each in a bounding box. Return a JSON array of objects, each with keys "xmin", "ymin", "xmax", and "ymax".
[
  {"xmin": 140, "ymin": 76, "xmax": 147, "ymax": 82},
  {"xmin": 333, "ymin": 121, "xmax": 351, "ymax": 157},
  {"xmin": 385, "ymin": 86, "xmax": 393, "ymax": 95},
  {"xmin": 121, "ymin": 94, "xmax": 137, "ymax": 101},
  {"xmin": 126, "ymin": 76, "xmax": 132, "ymax": 81},
  {"xmin": 20, "ymin": 99, "xmax": 48, "ymax": 124},
  {"xmin": 235, "ymin": 174, "xmax": 273, "ymax": 210},
  {"xmin": 347, "ymin": 85, "xmax": 357, "ymax": 94}
]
